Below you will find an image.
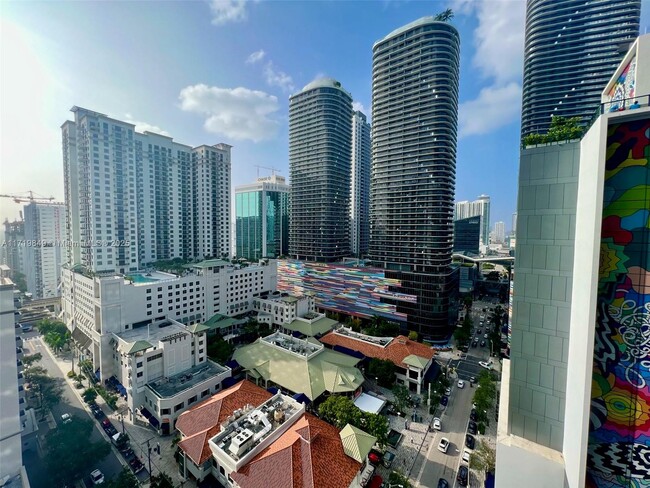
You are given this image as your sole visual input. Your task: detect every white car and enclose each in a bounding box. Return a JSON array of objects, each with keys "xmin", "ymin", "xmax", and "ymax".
[
  {"xmin": 438, "ymin": 437, "xmax": 450, "ymax": 453},
  {"xmin": 462, "ymin": 448, "xmax": 472, "ymax": 463},
  {"xmin": 433, "ymin": 417, "xmax": 442, "ymax": 431},
  {"xmin": 61, "ymin": 413, "xmax": 72, "ymax": 424},
  {"xmin": 445, "ymin": 387, "xmax": 452, "ymax": 396},
  {"xmin": 90, "ymin": 469, "xmax": 105, "ymax": 485},
  {"xmin": 457, "ymin": 380, "xmax": 465, "ymax": 389},
  {"xmin": 484, "ymin": 333, "xmax": 488, "ymax": 339},
  {"xmin": 479, "ymin": 361, "xmax": 493, "ymax": 370}
]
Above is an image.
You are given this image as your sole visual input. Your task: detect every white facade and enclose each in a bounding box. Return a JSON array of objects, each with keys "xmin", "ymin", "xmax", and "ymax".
[
  {"xmin": 454, "ymin": 194, "xmax": 491, "ymax": 248},
  {"xmin": 350, "ymin": 111, "xmax": 371, "ymax": 257},
  {"xmin": 23, "ymin": 202, "xmax": 66, "ymax": 299},
  {"xmin": 0, "ymin": 266, "xmax": 22, "ymax": 481},
  {"xmin": 62, "ymin": 107, "xmax": 232, "ymax": 273},
  {"xmin": 62, "ymin": 259, "xmax": 277, "ymax": 378},
  {"xmin": 492, "ymin": 221, "xmax": 505, "ymax": 244},
  {"xmin": 251, "ymin": 292, "xmax": 315, "ymax": 325}
]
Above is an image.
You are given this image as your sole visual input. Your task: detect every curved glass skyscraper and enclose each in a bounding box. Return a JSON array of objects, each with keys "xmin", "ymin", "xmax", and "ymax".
[
  {"xmin": 289, "ymin": 78, "xmax": 352, "ymax": 262},
  {"xmin": 370, "ymin": 18, "xmax": 460, "ymax": 341},
  {"xmin": 521, "ymin": 0, "xmax": 641, "ymax": 139}
]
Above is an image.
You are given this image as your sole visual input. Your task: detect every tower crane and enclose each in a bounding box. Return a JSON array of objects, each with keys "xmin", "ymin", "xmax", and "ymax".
[
  {"xmin": 254, "ymin": 165, "xmax": 282, "ymax": 178},
  {"xmin": 0, "ymin": 191, "xmax": 59, "ymax": 205}
]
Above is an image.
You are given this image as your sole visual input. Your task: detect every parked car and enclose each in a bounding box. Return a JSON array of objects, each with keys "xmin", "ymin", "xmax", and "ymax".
[
  {"xmin": 437, "ymin": 437, "xmax": 450, "ymax": 454},
  {"xmin": 61, "ymin": 413, "xmax": 72, "ymax": 424},
  {"xmin": 129, "ymin": 458, "xmax": 144, "ymax": 474},
  {"xmin": 457, "ymin": 380, "xmax": 465, "ymax": 389},
  {"xmin": 437, "ymin": 479, "xmax": 450, "ymax": 488},
  {"xmin": 432, "ymin": 418, "xmax": 442, "ymax": 431},
  {"xmin": 468, "ymin": 421, "xmax": 478, "ymax": 435},
  {"xmin": 90, "ymin": 469, "xmax": 105, "ymax": 485},
  {"xmin": 462, "ymin": 448, "xmax": 472, "ymax": 463},
  {"xmin": 121, "ymin": 448, "xmax": 135, "ymax": 460},
  {"xmin": 484, "ymin": 333, "xmax": 489, "ymax": 339},
  {"xmin": 20, "ymin": 324, "xmax": 33, "ymax": 333},
  {"xmin": 457, "ymin": 465, "xmax": 469, "ymax": 486},
  {"xmin": 472, "ymin": 341, "xmax": 478, "ymax": 347},
  {"xmin": 440, "ymin": 395, "xmax": 448, "ymax": 406},
  {"xmin": 479, "ymin": 361, "xmax": 493, "ymax": 369},
  {"xmin": 480, "ymin": 340, "xmax": 486, "ymax": 347},
  {"xmin": 444, "ymin": 387, "xmax": 451, "ymax": 396},
  {"xmin": 382, "ymin": 451, "xmax": 395, "ymax": 468},
  {"xmin": 465, "ymin": 434, "xmax": 476, "ymax": 449},
  {"xmin": 469, "ymin": 409, "xmax": 478, "ymax": 422}
]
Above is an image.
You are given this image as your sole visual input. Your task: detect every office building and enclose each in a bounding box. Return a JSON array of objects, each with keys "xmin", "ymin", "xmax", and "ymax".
[
  {"xmin": 23, "ymin": 202, "xmax": 66, "ymax": 299},
  {"xmin": 289, "ymin": 78, "xmax": 353, "ymax": 262},
  {"xmin": 454, "ymin": 194, "xmax": 491, "ymax": 248},
  {"xmin": 453, "ymin": 216, "xmax": 481, "ymax": 255},
  {"xmin": 2, "ymin": 219, "xmax": 26, "ymax": 278},
  {"xmin": 235, "ymin": 175, "xmax": 290, "ymax": 261},
  {"xmin": 492, "ymin": 221, "xmax": 506, "ymax": 244},
  {"xmin": 370, "ymin": 17, "xmax": 460, "ymax": 341},
  {"xmin": 496, "ymin": 36, "xmax": 650, "ymax": 488},
  {"xmin": 0, "ymin": 266, "xmax": 23, "ymax": 483},
  {"xmin": 62, "ymin": 106, "xmax": 231, "ymax": 273},
  {"xmin": 520, "ymin": 0, "xmax": 641, "ymax": 140},
  {"xmin": 350, "ymin": 110, "xmax": 371, "ymax": 257},
  {"xmin": 62, "ymin": 259, "xmax": 277, "ymax": 381}
]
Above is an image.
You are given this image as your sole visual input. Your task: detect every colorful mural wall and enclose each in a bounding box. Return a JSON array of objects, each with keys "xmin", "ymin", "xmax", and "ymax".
[
  {"xmin": 605, "ymin": 56, "xmax": 637, "ymax": 109},
  {"xmin": 587, "ymin": 118, "xmax": 650, "ymax": 487},
  {"xmin": 276, "ymin": 259, "xmax": 416, "ymax": 322}
]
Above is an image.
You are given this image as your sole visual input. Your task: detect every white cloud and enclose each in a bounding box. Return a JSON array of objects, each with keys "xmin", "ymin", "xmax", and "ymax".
[
  {"xmin": 263, "ymin": 61, "xmax": 295, "ymax": 92},
  {"xmin": 458, "ymin": 82, "xmax": 522, "ymax": 137},
  {"xmin": 352, "ymin": 101, "xmax": 366, "ymax": 114},
  {"xmin": 179, "ymin": 84, "xmax": 280, "ymax": 142},
  {"xmin": 124, "ymin": 114, "xmax": 171, "ymax": 136},
  {"xmin": 209, "ymin": 0, "xmax": 249, "ymax": 25},
  {"xmin": 246, "ymin": 49, "xmax": 266, "ymax": 64}
]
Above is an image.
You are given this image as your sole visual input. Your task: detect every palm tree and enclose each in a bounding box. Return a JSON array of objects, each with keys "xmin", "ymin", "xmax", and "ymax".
[{"xmin": 434, "ymin": 8, "xmax": 454, "ymax": 22}]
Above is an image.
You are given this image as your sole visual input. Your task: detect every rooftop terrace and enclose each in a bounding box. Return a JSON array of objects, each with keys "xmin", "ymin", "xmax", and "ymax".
[
  {"xmin": 334, "ymin": 327, "xmax": 393, "ymax": 347},
  {"xmin": 115, "ymin": 319, "xmax": 191, "ymax": 353},
  {"xmin": 147, "ymin": 360, "xmax": 229, "ymax": 399},
  {"xmin": 261, "ymin": 331, "xmax": 323, "ymax": 359}
]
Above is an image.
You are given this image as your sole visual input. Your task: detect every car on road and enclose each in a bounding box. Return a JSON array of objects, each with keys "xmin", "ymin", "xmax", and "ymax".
[
  {"xmin": 472, "ymin": 340, "xmax": 478, "ymax": 347},
  {"xmin": 457, "ymin": 465, "xmax": 469, "ymax": 486},
  {"xmin": 469, "ymin": 376, "xmax": 476, "ymax": 384},
  {"xmin": 61, "ymin": 413, "xmax": 72, "ymax": 424},
  {"xmin": 479, "ymin": 361, "xmax": 493, "ymax": 370},
  {"xmin": 437, "ymin": 437, "xmax": 450, "ymax": 454},
  {"xmin": 457, "ymin": 380, "xmax": 465, "ymax": 389},
  {"xmin": 440, "ymin": 395, "xmax": 448, "ymax": 406},
  {"xmin": 437, "ymin": 479, "xmax": 450, "ymax": 488},
  {"xmin": 462, "ymin": 448, "xmax": 472, "ymax": 463},
  {"xmin": 468, "ymin": 421, "xmax": 478, "ymax": 435},
  {"xmin": 465, "ymin": 434, "xmax": 476, "ymax": 449},
  {"xmin": 90, "ymin": 469, "xmax": 105, "ymax": 485},
  {"xmin": 444, "ymin": 387, "xmax": 451, "ymax": 396},
  {"xmin": 20, "ymin": 324, "xmax": 33, "ymax": 333},
  {"xmin": 101, "ymin": 419, "xmax": 117, "ymax": 436},
  {"xmin": 480, "ymin": 340, "xmax": 486, "ymax": 347},
  {"xmin": 484, "ymin": 333, "xmax": 489, "ymax": 339},
  {"xmin": 382, "ymin": 451, "xmax": 395, "ymax": 468},
  {"xmin": 432, "ymin": 418, "xmax": 442, "ymax": 431},
  {"xmin": 129, "ymin": 458, "xmax": 145, "ymax": 474}
]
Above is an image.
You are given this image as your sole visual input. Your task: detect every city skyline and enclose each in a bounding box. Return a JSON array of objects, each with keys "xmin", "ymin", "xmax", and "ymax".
[{"xmin": 8, "ymin": 1, "xmax": 647, "ymax": 228}]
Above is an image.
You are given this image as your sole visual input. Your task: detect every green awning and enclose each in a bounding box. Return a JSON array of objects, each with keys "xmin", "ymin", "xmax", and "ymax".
[{"xmin": 339, "ymin": 424, "xmax": 377, "ymax": 463}]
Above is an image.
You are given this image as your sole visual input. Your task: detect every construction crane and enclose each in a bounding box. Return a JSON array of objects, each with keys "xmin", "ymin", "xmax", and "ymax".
[
  {"xmin": 254, "ymin": 165, "xmax": 282, "ymax": 178},
  {"xmin": 0, "ymin": 191, "xmax": 58, "ymax": 205}
]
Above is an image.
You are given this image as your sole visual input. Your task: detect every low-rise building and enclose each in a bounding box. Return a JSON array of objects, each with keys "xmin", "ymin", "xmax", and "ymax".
[
  {"xmin": 62, "ymin": 259, "xmax": 277, "ymax": 379},
  {"xmin": 176, "ymin": 380, "xmax": 375, "ymax": 488},
  {"xmin": 111, "ymin": 319, "xmax": 231, "ymax": 434},
  {"xmin": 232, "ymin": 331, "xmax": 364, "ymax": 402},
  {"xmin": 320, "ymin": 328, "xmax": 437, "ymax": 394}
]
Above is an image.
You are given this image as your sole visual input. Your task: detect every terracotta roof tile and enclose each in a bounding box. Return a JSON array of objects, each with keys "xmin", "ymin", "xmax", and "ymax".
[{"xmin": 320, "ymin": 333, "xmax": 435, "ymax": 369}]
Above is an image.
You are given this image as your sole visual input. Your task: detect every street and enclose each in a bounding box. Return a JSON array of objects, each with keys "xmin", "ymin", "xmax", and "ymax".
[{"xmin": 21, "ymin": 333, "xmax": 125, "ymax": 488}]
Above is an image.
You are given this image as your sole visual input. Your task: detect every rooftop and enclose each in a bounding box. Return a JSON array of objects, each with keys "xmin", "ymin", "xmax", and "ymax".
[
  {"xmin": 284, "ymin": 316, "xmax": 338, "ymax": 337},
  {"xmin": 209, "ymin": 393, "xmax": 304, "ymax": 470},
  {"xmin": 261, "ymin": 331, "xmax": 323, "ymax": 358},
  {"xmin": 334, "ymin": 327, "xmax": 393, "ymax": 347},
  {"xmin": 147, "ymin": 360, "xmax": 229, "ymax": 399},
  {"xmin": 115, "ymin": 319, "xmax": 197, "ymax": 353},
  {"xmin": 297, "ymin": 77, "xmax": 351, "ymax": 96},
  {"xmin": 374, "ymin": 16, "xmax": 457, "ymax": 48},
  {"xmin": 187, "ymin": 259, "xmax": 231, "ymax": 269}
]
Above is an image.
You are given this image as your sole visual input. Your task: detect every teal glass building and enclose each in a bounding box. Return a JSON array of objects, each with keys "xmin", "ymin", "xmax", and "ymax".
[{"xmin": 235, "ymin": 175, "xmax": 290, "ymax": 261}]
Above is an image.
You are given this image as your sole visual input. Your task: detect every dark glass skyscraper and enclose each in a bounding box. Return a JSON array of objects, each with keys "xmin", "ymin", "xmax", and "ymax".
[
  {"xmin": 289, "ymin": 78, "xmax": 352, "ymax": 262},
  {"xmin": 370, "ymin": 18, "xmax": 460, "ymax": 341},
  {"xmin": 521, "ymin": 0, "xmax": 641, "ymax": 139},
  {"xmin": 453, "ymin": 217, "xmax": 481, "ymax": 255}
]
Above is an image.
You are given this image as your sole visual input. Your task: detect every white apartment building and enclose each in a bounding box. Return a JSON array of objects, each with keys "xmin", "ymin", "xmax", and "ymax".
[
  {"xmin": 112, "ymin": 318, "xmax": 231, "ymax": 434},
  {"xmin": 492, "ymin": 221, "xmax": 506, "ymax": 244},
  {"xmin": 62, "ymin": 259, "xmax": 277, "ymax": 381},
  {"xmin": 23, "ymin": 202, "xmax": 66, "ymax": 299},
  {"xmin": 62, "ymin": 106, "xmax": 232, "ymax": 274},
  {"xmin": 350, "ymin": 110, "xmax": 371, "ymax": 257},
  {"xmin": 454, "ymin": 194, "xmax": 491, "ymax": 249},
  {"xmin": 251, "ymin": 291, "xmax": 315, "ymax": 325}
]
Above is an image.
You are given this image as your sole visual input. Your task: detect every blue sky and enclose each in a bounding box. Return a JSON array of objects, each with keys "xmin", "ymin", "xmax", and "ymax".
[{"xmin": 2, "ymin": 0, "xmax": 649, "ymax": 230}]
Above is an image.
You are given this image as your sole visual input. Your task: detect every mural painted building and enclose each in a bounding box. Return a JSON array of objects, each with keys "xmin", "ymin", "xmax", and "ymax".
[{"xmin": 496, "ymin": 35, "xmax": 650, "ymax": 488}]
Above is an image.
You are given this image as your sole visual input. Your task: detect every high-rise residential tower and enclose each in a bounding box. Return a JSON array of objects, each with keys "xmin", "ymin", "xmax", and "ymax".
[
  {"xmin": 454, "ymin": 195, "xmax": 491, "ymax": 248},
  {"xmin": 289, "ymin": 78, "xmax": 352, "ymax": 262},
  {"xmin": 492, "ymin": 221, "xmax": 506, "ymax": 244},
  {"xmin": 235, "ymin": 174, "xmax": 290, "ymax": 261},
  {"xmin": 350, "ymin": 110, "xmax": 371, "ymax": 257},
  {"xmin": 370, "ymin": 17, "xmax": 460, "ymax": 341},
  {"xmin": 23, "ymin": 202, "xmax": 66, "ymax": 298},
  {"xmin": 520, "ymin": 0, "xmax": 641, "ymax": 140},
  {"xmin": 62, "ymin": 107, "xmax": 232, "ymax": 273},
  {"xmin": 2, "ymin": 219, "xmax": 25, "ymax": 278}
]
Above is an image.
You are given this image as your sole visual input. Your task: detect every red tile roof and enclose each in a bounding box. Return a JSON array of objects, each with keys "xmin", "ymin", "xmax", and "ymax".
[
  {"xmin": 176, "ymin": 380, "xmax": 272, "ymax": 465},
  {"xmin": 231, "ymin": 413, "xmax": 361, "ymax": 488},
  {"xmin": 319, "ymin": 333, "xmax": 435, "ymax": 369}
]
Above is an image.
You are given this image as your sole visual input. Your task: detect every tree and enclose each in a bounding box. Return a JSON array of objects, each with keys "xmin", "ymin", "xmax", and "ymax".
[
  {"xmin": 368, "ymin": 358, "xmax": 396, "ymax": 387},
  {"xmin": 473, "ymin": 370, "xmax": 497, "ymax": 422},
  {"xmin": 105, "ymin": 467, "xmax": 139, "ymax": 488},
  {"xmin": 82, "ymin": 388, "xmax": 98, "ymax": 404},
  {"xmin": 433, "ymin": 8, "xmax": 454, "ymax": 22},
  {"xmin": 523, "ymin": 115, "xmax": 583, "ymax": 147},
  {"xmin": 463, "ymin": 295, "xmax": 473, "ymax": 310},
  {"xmin": 24, "ymin": 366, "xmax": 64, "ymax": 418},
  {"xmin": 38, "ymin": 319, "xmax": 70, "ymax": 353},
  {"xmin": 469, "ymin": 440, "xmax": 496, "ymax": 474},
  {"xmin": 150, "ymin": 472, "xmax": 175, "ymax": 488},
  {"xmin": 318, "ymin": 396, "xmax": 361, "ymax": 428},
  {"xmin": 44, "ymin": 418, "xmax": 111, "ymax": 486},
  {"xmin": 408, "ymin": 330, "xmax": 418, "ymax": 341},
  {"xmin": 392, "ymin": 385, "xmax": 411, "ymax": 414},
  {"xmin": 389, "ymin": 470, "xmax": 412, "ymax": 488},
  {"xmin": 22, "ymin": 352, "xmax": 42, "ymax": 367},
  {"xmin": 115, "ymin": 432, "xmax": 129, "ymax": 451},
  {"xmin": 362, "ymin": 412, "xmax": 389, "ymax": 446},
  {"xmin": 207, "ymin": 334, "xmax": 235, "ymax": 364}
]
